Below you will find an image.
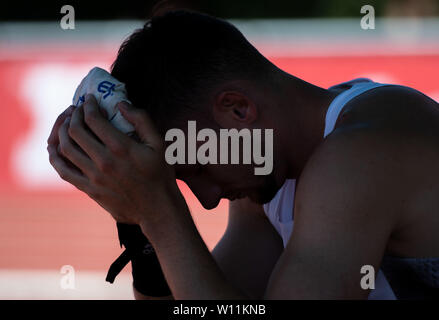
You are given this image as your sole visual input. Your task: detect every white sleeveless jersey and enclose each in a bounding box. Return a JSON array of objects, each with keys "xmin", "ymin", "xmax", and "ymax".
[{"xmin": 263, "ymin": 78, "xmax": 397, "ymax": 299}]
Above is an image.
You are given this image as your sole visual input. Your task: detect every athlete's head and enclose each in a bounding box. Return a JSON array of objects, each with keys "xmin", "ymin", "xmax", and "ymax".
[{"xmin": 111, "ymin": 10, "xmax": 290, "ymax": 209}]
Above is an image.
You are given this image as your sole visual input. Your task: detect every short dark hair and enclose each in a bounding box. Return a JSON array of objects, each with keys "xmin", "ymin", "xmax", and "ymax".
[{"xmin": 111, "ymin": 10, "xmax": 273, "ymax": 132}]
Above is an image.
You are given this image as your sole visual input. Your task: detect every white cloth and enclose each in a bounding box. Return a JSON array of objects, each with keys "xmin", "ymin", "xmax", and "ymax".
[
  {"xmin": 72, "ymin": 67, "xmax": 134, "ymax": 135},
  {"xmin": 263, "ymin": 79, "xmax": 397, "ymax": 300}
]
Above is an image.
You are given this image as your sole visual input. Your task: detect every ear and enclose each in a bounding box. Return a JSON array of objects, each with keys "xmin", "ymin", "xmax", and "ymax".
[{"xmin": 212, "ymin": 91, "xmax": 258, "ymax": 128}]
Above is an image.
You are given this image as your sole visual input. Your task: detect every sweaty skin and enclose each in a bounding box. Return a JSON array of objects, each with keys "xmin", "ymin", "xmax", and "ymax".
[
  {"xmin": 266, "ymin": 86, "xmax": 439, "ymax": 298},
  {"xmin": 212, "ymin": 85, "xmax": 439, "ymax": 299},
  {"xmin": 48, "ymin": 83, "xmax": 439, "ymax": 299}
]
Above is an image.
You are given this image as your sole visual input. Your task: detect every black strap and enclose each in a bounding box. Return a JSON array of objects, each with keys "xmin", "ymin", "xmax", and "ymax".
[
  {"xmin": 105, "ymin": 249, "xmax": 131, "ymax": 283},
  {"xmin": 105, "ymin": 222, "xmax": 171, "ymax": 297}
]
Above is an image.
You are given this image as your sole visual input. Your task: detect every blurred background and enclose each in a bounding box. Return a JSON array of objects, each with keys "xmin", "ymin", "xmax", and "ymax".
[{"xmin": 0, "ymin": 0, "xmax": 438, "ymax": 299}]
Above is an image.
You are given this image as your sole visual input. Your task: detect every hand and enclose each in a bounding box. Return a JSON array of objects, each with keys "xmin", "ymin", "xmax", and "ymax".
[{"xmin": 47, "ymin": 94, "xmax": 183, "ymax": 227}]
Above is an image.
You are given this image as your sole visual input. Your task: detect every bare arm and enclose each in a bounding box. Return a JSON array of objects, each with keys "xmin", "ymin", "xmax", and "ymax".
[
  {"xmin": 134, "ymin": 198, "xmax": 282, "ymax": 300},
  {"xmin": 140, "ymin": 132, "xmax": 398, "ymax": 299},
  {"xmin": 212, "ymin": 198, "xmax": 283, "ymax": 298},
  {"xmin": 265, "ymin": 132, "xmax": 399, "ymax": 299},
  {"xmin": 135, "ymin": 198, "xmax": 283, "ymax": 300}
]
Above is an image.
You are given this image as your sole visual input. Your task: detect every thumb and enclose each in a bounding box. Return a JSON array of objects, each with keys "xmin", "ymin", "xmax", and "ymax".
[{"xmin": 117, "ymin": 102, "xmax": 162, "ymax": 147}]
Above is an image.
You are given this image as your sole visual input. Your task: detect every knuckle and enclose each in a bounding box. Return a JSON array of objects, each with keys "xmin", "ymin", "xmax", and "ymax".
[
  {"xmin": 109, "ymin": 142, "xmax": 128, "ymax": 156},
  {"xmin": 84, "ymin": 109, "xmax": 98, "ymax": 125},
  {"xmin": 79, "ymin": 184, "xmax": 91, "ymax": 195},
  {"xmin": 58, "ymin": 170, "xmax": 70, "ymax": 181},
  {"xmin": 59, "ymin": 140, "xmax": 72, "ymax": 157},
  {"xmin": 56, "ymin": 113, "xmax": 64, "ymax": 123},
  {"xmin": 68, "ymin": 123, "xmax": 80, "ymax": 138},
  {"xmin": 90, "ymin": 171, "xmax": 105, "ymax": 185},
  {"xmin": 58, "ymin": 143, "xmax": 68, "ymax": 157},
  {"xmin": 87, "ymin": 189, "xmax": 101, "ymax": 201},
  {"xmin": 67, "ymin": 105, "xmax": 76, "ymax": 113},
  {"xmin": 98, "ymin": 158, "xmax": 114, "ymax": 174},
  {"xmin": 57, "ymin": 110, "xmax": 68, "ymax": 122},
  {"xmin": 48, "ymin": 153, "xmax": 56, "ymax": 166}
]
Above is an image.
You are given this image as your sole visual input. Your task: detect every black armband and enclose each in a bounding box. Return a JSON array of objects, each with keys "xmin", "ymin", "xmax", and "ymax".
[{"xmin": 106, "ymin": 222, "xmax": 171, "ymax": 297}]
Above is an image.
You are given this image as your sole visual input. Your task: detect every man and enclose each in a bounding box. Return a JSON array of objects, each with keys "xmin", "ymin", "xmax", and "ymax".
[{"xmin": 47, "ymin": 11, "xmax": 439, "ymax": 299}]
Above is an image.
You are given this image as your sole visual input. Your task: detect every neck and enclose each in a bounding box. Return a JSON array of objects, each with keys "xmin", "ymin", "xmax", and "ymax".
[{"xmin": 277, "ymin": 75, "xmax": 337, "ymax": 179}]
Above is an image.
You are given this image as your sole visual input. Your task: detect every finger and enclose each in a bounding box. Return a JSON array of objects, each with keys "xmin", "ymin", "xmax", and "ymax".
[
  {"xmin": 55, "ymin": 142, "xmax": 79, "ymax": 170},
  {"xmin": 82, "ymin": 94, "xmax": 131, "ymax": 154},
  {"xmin": 47, "ymin": 105, "xmax": 76, "ymax": 145},
  {"xmin": 58, "ymin": 116, "xmax": 96, "ymax": 175},
  {"xmin": 69, "ymin": 105, "xmax": 108, "ymax": 162},
  {"xmin": 117, "ymin": 102, "xmax": 162, "ymax": 148},
  {"xmin": 48, "ymin": 143, "xmax": 90, "ymax": 192},
  {"xmin": 99, "ymin": 105, "xmax": 108, "ymax": 118}
]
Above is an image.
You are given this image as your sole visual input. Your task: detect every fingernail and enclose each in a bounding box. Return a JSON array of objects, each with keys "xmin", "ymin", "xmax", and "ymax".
[{"xmin": 117, "ymin": 102, "xmax": 129, "ymax": 112}]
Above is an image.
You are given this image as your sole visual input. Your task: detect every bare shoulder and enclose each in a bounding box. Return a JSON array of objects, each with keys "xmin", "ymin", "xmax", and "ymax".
[
  {"xmin": 212, "ymin": 198, "xmax": 283, "ymax": 298},
  {"xmin": 323, "ymin": 84, "xmax": 439, "ymax": 205},
  {"xmin": 315, "ymin": 83, "xmax": 439, "ymax": 203},
  {"xmin": 266, "ymin": 130, "xmax": 400, "ymax": 299},
  {"xmin": 296, "ymin": 128, "xmax": 404, "ymax": 220},
  {"xmin": 338, "ymin": 84, "xmax": 439, "ymax": 130},
  {"xmin": 293, "ymin": 122, "xmax": 416, "ymax": 244},
  {"xmin": 332, "ymin": 85, "xmax": 439, "ymax": 257},
  {"xmin": 296, "ymin": 86, "xmax": 439, "ymax": 255}
]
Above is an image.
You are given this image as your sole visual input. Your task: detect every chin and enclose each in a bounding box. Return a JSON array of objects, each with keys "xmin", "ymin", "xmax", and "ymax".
[{"xmin": 200, "ymin": 197, "xmax": 221, "ymax": 210}]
